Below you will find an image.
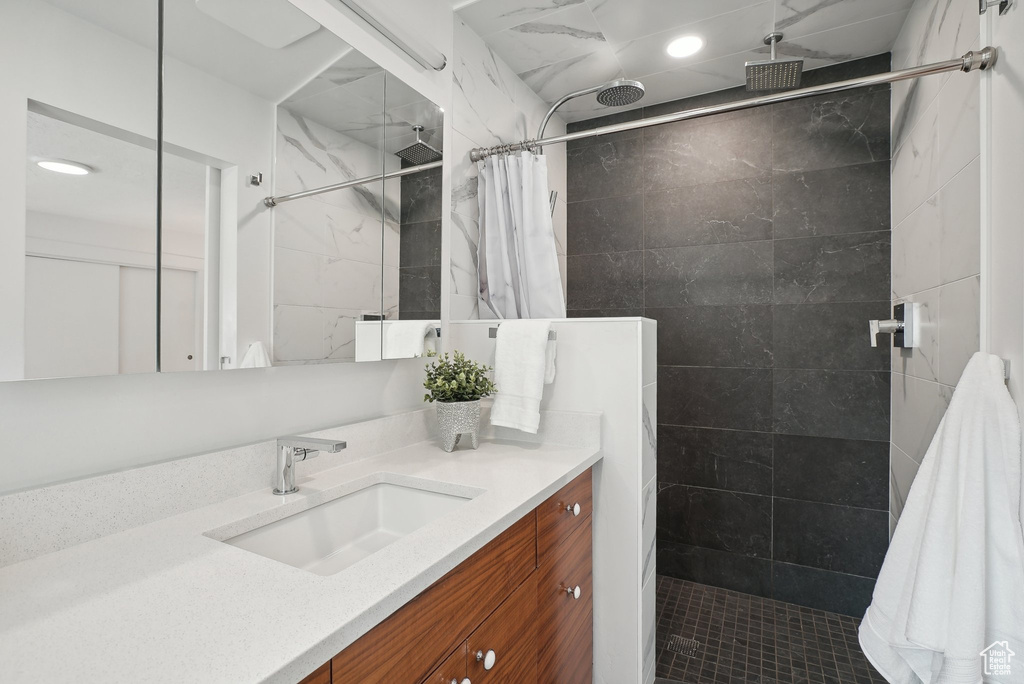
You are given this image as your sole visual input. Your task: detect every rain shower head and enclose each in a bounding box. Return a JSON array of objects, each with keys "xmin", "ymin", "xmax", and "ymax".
[
  {"xmin": 395, "ymin": 125, "xmax": 442, "ymax": 165},
  {"xmin": 536, "ymin": 79, "xmax": 646, "ymax": 139},
  {"xmin": 596, "ymin": 79, "xmax": 646, "ymax": 107},
  {"xmin": 745, "ymin": 33, "xmax": 803, "ymax": 91}
]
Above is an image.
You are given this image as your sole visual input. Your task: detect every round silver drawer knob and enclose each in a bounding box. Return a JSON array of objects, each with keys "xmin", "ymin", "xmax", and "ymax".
[
  {"xmin": 566, "ymin": 502, "xmax": 581, "ymax": 516},
  {"xmin": 566, "ymin": 585, "xmax": 581, "ymax": 599},
  {"xmin": 451, "ymin": 679, "xmax": 471, "ymax": 684},
  {"xmin": 476, "ymin": 649, "xmax": 496, "ymax": 670}
]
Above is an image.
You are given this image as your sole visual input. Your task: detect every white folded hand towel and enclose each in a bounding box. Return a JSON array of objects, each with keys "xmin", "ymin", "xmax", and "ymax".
[
  {"xmin": 490, "ymin": 320, "xmax": 555, "ymax": 434},
  {"xmin": 239, "ymin": 341, "xmax": 271, "ymax": 368},
  {"xmin": 384, "ymin": 320, "xmax": 438, "ymax": 359},
  {"xmin": 859, "ymin": 352, "xmax": 1024, "ymax": 684}
]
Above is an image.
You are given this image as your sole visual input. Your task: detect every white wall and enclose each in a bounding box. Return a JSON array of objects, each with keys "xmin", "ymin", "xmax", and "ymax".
[
  {"xmin": 27, "ymin": 211, "xmax": 203, "ymax": 270},
  {"xmin": 888, "ymin": 0, "xmax": 982, "ymax": 532},
  {"xmin": 983, "ymin": 0, "xmax": 1024, "ymax": 446},
  {"xmin": 0, "ymin": 359, "xmax": 423, "ymax": 494},
  {"xmin": 449, "ymin": 318, "xmax": 655, "ymax": 684}
]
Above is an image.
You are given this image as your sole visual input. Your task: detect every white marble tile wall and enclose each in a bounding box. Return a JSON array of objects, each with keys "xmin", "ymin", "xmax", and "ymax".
[
  {"xmin": 449, "ymin": 17, "xmax": 568, "ymax": 320},
  {"xmin": 447, "ymin": 318, "xmax": 655, "ymax": 683},
  {"xmin": 889, "ymin": 0, "xmax": 980, "ymax": 531},
  {"xmin": 640, "ymin": 316, "xmax": 657, "ymax": 684},
  {"xmin": 273, "ymin": 109, "xmax": 401, "ymax": 362}
]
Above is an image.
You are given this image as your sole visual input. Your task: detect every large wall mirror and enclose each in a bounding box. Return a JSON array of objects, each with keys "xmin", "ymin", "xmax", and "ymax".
[{"xmin": 0, "ymin": 0, "xmax": 443, "ymax": 383}]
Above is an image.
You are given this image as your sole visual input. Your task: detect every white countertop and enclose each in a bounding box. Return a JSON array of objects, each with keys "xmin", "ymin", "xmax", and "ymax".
[{"xmin": 0, "ymin": 436, "xmax": 601, "ymax": 683}]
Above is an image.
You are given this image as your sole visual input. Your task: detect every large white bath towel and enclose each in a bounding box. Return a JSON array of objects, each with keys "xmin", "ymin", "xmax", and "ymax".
[
  {"xmin": 859, "ymin": 352, "xmax": 1024, "ymax": 684},
  {"xmin": 489, "ymin": 320, "xmax": 555, "ymax": 434}
]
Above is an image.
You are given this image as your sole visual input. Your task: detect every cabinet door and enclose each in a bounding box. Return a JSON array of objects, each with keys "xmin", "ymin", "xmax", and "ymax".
[
  {"xmin": 425, "ymin": 643, "xmax": 467, "ymax": 684},
  {"xmin": 466, "ymin": 573, "xmax": 538, "ymax": 683},
  {"xmin": 536, "ymin": 514, "xmax": 593, "ymax": 683},
  {"xmin": 537, "ymin": 470, "xmax": 592, "ymax": 563},
  {"xmin": 332, "ymin": 513, "xmax": 536, "ymax": 682}
]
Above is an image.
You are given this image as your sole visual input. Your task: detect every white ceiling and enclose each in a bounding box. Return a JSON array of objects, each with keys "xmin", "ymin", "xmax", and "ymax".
[
  {"xmin": 455, "ymin": 0, "xmax": 915, "ymax": 122},
  {"xmin": 27, "ymin": 112, "xmax": 207, "ymax": 235}
]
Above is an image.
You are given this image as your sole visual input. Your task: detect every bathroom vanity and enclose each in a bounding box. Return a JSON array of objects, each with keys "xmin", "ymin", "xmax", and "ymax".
[
  {"xmin": 316, "ymin": 468, "xmax": 593, "ymax": 684},
  {"xmin": 0, "ymin": 409, "xmax": 601, "ymax": 684}
]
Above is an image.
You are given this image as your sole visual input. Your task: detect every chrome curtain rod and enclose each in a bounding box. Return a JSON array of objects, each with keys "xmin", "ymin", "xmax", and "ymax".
[
  {"xmin": 263, "ymin": 159, "xmax": 442, "ymax": 207},
  {"xmin": 469, "ymin": 47, "xmax": 997, "ymax": 163}
]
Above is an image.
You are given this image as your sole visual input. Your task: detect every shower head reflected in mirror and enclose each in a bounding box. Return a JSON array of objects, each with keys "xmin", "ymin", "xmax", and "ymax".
[
  {"xmin": 395, "ymin": 125, "xmax": 442, "ymax": 165},
  {"xmin": 536, "ymin": 78, "xmax": 646, "ymax": 140}
]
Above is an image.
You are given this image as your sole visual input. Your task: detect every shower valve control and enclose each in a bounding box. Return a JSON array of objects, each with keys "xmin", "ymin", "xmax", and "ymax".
[{"xmin": 869, "ymin": 303, "xmax": 918, "ymax": 348}]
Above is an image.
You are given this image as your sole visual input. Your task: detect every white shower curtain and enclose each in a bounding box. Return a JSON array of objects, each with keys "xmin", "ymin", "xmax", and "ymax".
[{"xmin": 477, "ymin": 151, "xmax": 566, "ymax": 319}]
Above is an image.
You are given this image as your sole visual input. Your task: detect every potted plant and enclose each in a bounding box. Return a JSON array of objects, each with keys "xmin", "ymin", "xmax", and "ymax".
[{"xmin": 423, "ymin": 351, "xmax": 496, "ymax": 452}]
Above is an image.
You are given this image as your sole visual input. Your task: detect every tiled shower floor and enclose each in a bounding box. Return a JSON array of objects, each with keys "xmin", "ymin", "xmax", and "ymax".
[{"xmin": 654, "ymin": 576, "xmax": 888, "ymax": 684}]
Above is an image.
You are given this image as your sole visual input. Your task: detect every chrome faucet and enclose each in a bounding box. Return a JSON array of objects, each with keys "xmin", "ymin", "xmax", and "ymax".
[{"xmin": 274, "ymin": 436, "xmax": 347, "ymax": 495}]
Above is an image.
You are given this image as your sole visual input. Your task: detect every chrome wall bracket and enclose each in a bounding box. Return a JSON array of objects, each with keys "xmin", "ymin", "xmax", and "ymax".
[
  {"xmin": 980, "ymin": 0, "xmax": 1013, "ymax": 15},
  {"xmin": 870, "ymin": 303, "xmax": 919, "ymax": 348}
]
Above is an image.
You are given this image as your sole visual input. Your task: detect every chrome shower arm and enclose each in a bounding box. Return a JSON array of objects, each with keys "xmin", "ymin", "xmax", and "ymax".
[{"xmin": 537, "ymin": 84, "xmax": 603, "ymax": 140}]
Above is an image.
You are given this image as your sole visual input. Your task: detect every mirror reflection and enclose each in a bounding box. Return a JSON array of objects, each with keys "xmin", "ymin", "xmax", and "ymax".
[
  {"xmin": 2, "ymin": 0, "xmax": 445, "ymax": 382},
  {"xmin": 383, "ymin": 76, "xmax": 444, "ymax": 361},
  {"xmin": 5, "ymin": 0, "xmax": 160, "ymax": 382},
  {"xmin": 271, "ymin": 69, "xmax": 444, "ymax": 364}
]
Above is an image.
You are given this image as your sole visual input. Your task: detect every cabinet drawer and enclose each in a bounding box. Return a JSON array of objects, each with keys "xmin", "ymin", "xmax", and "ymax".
[
  {"xmin": 536, "ymin": 517, "xmax": 593, "ymax": 684},
  {"xmin": 332, "ymin": 512, "xmax": 536, "ymax": 683},
  {"xmin": 467, "ymin": 573, "xmax": 538, "ymax": 684},
  {"xmin": 424, "ymin": 643, "xmax": 466, "ymax": 684},
  {"xmin": 537, "ymin": 468, "xmax": 592, "ymax": 563},
  {"xmin": 298, "ymin": 662, "xmax": 330, "ymax": 684}
]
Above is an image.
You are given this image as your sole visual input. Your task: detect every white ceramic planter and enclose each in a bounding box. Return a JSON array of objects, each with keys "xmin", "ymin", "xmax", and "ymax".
[{"xmin": 436, "ymin": 400, "xmax": 481, "ymax": 452}]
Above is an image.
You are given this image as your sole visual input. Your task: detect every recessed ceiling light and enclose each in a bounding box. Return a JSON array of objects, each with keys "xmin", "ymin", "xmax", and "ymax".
[
  {"xmin": 667, "ymin": 35, "xmax": 705, "ymax": 59},
  {"xmin": 36, "ymin": 159, "xmax": 93, "ymax": 175}
]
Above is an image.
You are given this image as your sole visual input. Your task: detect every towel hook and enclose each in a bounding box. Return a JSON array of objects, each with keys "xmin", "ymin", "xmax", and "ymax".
[{"xmin": 488, "ymin": 325, "xmax": 556, "ymax": 340}]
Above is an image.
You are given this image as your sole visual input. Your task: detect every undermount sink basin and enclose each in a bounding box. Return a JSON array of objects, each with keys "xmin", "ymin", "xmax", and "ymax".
[{"xmin": 224, "ymin": 483, "xmax": 471, "ymax": 576}]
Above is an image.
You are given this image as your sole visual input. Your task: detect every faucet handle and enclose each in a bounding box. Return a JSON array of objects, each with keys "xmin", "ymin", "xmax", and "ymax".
[
  {"xmin": 869, "ymin": 319, "xmax": 880, "ymax": 347},
  {"xmin": 277, "ymin": 436, "xmax": 347, "ymax": 453}
]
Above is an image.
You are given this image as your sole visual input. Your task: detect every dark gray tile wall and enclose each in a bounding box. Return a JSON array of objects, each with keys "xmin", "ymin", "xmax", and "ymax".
[
  {"xmin": 399, "ymin": 165, "xmax": 442, "ymax": 319},
  {"xmin": 566, "ymin": 55, "xmax": 893, "ymax": 616}
]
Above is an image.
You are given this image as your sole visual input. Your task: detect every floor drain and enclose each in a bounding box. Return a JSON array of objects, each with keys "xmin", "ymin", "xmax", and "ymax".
[{"xmin": 666, "ymin": 635, "xmax": 700, "ymax": 657}]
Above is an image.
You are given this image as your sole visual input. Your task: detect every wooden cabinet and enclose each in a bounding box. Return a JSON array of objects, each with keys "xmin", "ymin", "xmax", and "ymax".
[
  {"xmin": 537, "ymin": 468, "xmax": 592, "ymax": 562},
  {"xmin": 303, "ymin": 467, "xmax": 593, "ymax": 684},
  {"xmin": 425, "ymin": 644, "xmax": 466, "ymax": 684},
  {"xmin": 331, "ymin": 514, "xmax": 535, "ymax": 683},
  {"xmin": 536, "ymin": 470, "xmax": 594, "ymax": 684},
  {"xmin": 467, "ymin": 574, "xmax": 538, "ymax": 683}
]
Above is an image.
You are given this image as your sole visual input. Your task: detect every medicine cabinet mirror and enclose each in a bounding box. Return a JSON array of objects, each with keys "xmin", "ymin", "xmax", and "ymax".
[{"xmin": 0, "ymin": 0, "xmax": 444, "ymax": 382}]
